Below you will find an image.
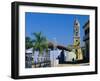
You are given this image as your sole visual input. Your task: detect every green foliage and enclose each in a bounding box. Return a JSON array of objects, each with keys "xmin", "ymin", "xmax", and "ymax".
[
  {"xmin": 32, "ymin": 32, "xmax": 48, "ymax": 54},
  {"xmin": 25, "ymin": 37, "xmax": 33, "ymax": 49}
]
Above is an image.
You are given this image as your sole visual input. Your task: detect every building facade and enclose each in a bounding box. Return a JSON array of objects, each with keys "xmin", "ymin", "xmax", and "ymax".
[
  {"xmin": 25, "ymin": 48, "xmax": 33, "ymax": 68},
  {"xmin": 83, "ymin": 20, "xmax": 89, "ymax": 62}
]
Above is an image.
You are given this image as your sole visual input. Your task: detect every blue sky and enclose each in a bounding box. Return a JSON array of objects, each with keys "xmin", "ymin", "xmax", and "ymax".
[{"xmin": 25, "ymin": 12, "xmax": 89, "ymax": 47}]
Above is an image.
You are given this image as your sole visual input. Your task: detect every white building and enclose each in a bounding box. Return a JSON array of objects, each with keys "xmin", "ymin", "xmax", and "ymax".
[
  {"xmin": 65, "ymin": 51, "xmax": 76, "ymax": 62},
  {"xmin": 25, "ymin": 48, "xmax": 33, "ymax": 68},
  {"xmin": 25, "ymin": 47, "xmax": 77, "ymax": 68}
]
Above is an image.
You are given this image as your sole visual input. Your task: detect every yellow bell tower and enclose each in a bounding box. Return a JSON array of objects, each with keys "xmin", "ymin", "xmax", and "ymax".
[
  {"xmin": 74, "ymin": 19, "xmax": 80, "ymax": 46},
  {"xmin": 73, "ymin": 18, "xmax": 83, "ymax": 60}
]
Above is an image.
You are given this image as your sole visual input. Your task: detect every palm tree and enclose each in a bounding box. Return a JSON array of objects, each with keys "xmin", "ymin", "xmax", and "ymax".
[
  {"xmin": 25, "ymin": 37, "xmax": 33, "ymax": 49},
  {"xmin": 32, "ymin": 32, "xmax": 48, "ymax": 62}
]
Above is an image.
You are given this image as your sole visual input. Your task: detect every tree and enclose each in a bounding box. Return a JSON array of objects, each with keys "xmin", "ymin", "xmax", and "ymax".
[
  {"xmin": 32, "ymin": 32, "xmax": 48, "ymax": 55},
  {"xmin": 25, "ymin": 37, "xmax": 33, "ymax": 49},
  {"xmin": 32, "ymin": 32, "xmax": 48, "ymax": 63}
]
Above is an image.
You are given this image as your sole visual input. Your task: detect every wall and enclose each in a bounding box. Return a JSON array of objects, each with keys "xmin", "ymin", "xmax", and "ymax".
[{"xmin": 0, "ymin": 0, "xmax": 99, "ymax": 81}]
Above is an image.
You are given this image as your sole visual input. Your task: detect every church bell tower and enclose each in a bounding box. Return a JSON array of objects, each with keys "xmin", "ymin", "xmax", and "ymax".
[
  {"xmin": 73, "ymin": 18, "xmax": 83, "ymax": 60},
  {"xmin": 74, "ymin": 19, "xmax": 80, "ymax": 47}
]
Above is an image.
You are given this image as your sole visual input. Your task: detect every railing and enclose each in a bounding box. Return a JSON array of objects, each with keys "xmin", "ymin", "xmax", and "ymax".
[{"xmin": 33, "ymin": 60, "xmax": 51, "ymax": 68}]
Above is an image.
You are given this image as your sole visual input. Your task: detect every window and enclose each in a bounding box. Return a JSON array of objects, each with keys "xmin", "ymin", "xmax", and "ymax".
[{"xmin": 76, "ymin": 32, "xmax": 78, "ymax": 36}]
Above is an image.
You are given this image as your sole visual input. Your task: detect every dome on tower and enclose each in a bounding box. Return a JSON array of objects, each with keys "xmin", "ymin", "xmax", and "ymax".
[{"xmin": 74, "ymin": 18, "xmax": 80, "ymax": 27}]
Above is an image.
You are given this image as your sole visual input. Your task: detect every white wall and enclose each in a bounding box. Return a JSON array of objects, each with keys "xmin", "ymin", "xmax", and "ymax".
[{"xmin": 0, "ymin": 0, "xmax": 99, "ymax": 81}]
